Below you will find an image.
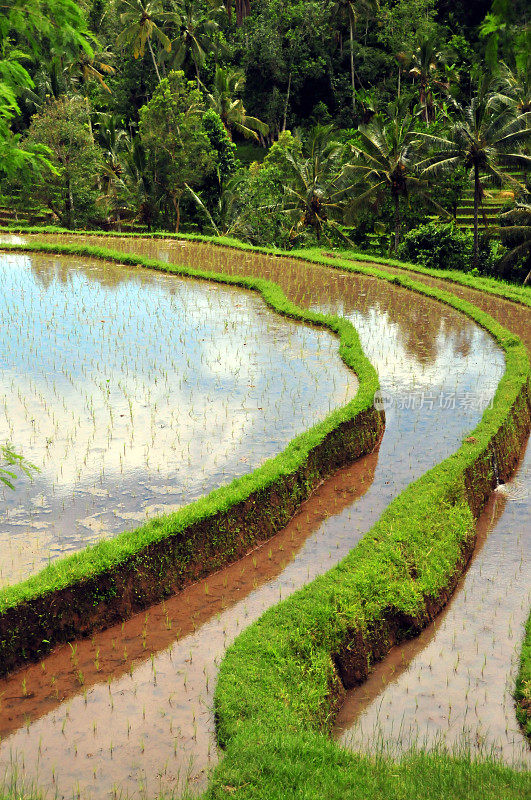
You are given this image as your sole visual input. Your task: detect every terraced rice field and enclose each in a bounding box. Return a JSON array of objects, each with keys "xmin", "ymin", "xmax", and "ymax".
[
  {"xmin": 0, "ymin": 235, "xmax": 527, "ymax": 799},
  {"xmin": 0, "ymin": 247, "xmax": 356, "ymax": 586}
]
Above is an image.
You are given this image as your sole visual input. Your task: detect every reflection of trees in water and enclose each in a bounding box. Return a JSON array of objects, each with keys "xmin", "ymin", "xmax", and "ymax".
[
  {"xmin": 374, "ymin": 264, "xmax": 531, "ymax": 356},
  {"xmin": 168, "ymin": 240, "xmax": 474, "ymax": 368},
  {"xmin": 27, "ymin": 236, "xmax": 477, "ymax": 368},
  {"xmin": 28, "ymin": 254, "xmax": 139, "ymax": 292}
]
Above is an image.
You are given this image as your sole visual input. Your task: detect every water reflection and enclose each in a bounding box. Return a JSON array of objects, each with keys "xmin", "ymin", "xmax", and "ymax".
[{"xmin": 0, "ymin": 251, "xmax": 357, "ymax": 586}]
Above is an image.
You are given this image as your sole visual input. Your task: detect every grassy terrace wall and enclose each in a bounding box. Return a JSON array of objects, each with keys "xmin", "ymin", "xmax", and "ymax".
[
  {"xmin": 0, "ymin": 242, "xmax": 383, "ymax": 676},
  {"xmin": 516, "ymin": 612, "xmax": 531, "ymax": 740}
]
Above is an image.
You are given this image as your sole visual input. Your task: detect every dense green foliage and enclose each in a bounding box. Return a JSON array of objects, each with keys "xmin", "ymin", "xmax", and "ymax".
[
  {"xmin": 397, "ymin": 221, "xmax": 497, "ymax": 273},
  {"xmin": 26, "ymin": 96, "xmax": 105, "ymax": 227},
  {"xmin": 1, "ymin": 0, "xmax": 530, "ymax": 279}
]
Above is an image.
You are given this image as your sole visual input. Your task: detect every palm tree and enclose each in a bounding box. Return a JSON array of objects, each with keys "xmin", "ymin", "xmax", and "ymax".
[
  {"xmin": 116, "ymin": 0, "xmax": 177, "ymax": 83},
  {"xmin": 417, "ymin": 78, "xmax": 531, "ymax": 266},
  {"xmin": 122, "ymin": 135, "xmax": 157, "ymax": 229},
  {"xmin": 408, "ymin": 39, "xmax": 448, "ymax": 125},
  {"xmin": 345, "ymin": 101, "xmax": 426, "ymax": 250},
  {"xmin": 186, "ymin": 172, "xmax": 250, "ymax": 236},
  {"xmin": 168, "ymin": 0, "xmax": 224, "ymax": 85},
  {"xmin": 497, "ymin": 204, "xmax": 531, "ymax": 284},
  {"xmin": 278, "ymin": 125, "xmax": 354, "ymax": 242},
  {"xmin": 206, "ymin": 66, "xmax": 268, "ymax": 140},
  {"xmin": 67, "ymin": 48, "xmax": 115, "ymax": 94},
  {"xmin": 95, "ymin": 114, "xmax": 131, "ymax": 229},
  {"xmin": 66, "ymin": 47, "xmax": 115, "ymax": 139},
  {"xmin": 495, "ymin": 61, "xmax": 531, "ymax": 115},
  {"xmin": 331, "ymin": 0, "xmax": 379, "ymax": 114}
]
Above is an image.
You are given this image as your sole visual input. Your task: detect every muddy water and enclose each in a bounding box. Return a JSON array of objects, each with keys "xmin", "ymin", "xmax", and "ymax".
[
  {"xmin": 337, "ymin": 253, "xmax": 531, "ymax": 352},
  {"xmin": 0, "ymin": 236, "xmax": 515, "ymax": 798},
  {"xmin": 0, "ymin": 249, "xmax": 357, "ymax": 586}
]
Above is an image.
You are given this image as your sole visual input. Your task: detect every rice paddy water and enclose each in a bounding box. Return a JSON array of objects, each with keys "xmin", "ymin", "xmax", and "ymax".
[
  {"xmin": 0, "ymin": 235, "xmax": 527, "ymax": 798},
  {"xmin": 0, "ymin": 248, "xmax": 356, "ymax": 586}
]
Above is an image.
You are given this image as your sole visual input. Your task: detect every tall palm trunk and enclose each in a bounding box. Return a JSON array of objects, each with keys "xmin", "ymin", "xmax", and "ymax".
[
  {"xmin": 147, "ymin": 39, "xmax": 162, "ymax": 83},
  {"xmin": 393, "ymin": 194, "xmax": 400, "ymax": 251},
  {"xmin": 349, "ymin": 14, "xmax": 355, "ymax": 112},
  {"xmin": 282, "ymin": 72, "xmax": 292, "ymax": 132},
  {"xmin": 473, "ymin": 162, "xmax": 480, "ymax": 268},
  {"xmin": 66, "ymin": 176, "xmax": 75, "ymax": 230},
  {"xmin": 172, "ymin": 192, "xmax": 180, "ymax": 233}
]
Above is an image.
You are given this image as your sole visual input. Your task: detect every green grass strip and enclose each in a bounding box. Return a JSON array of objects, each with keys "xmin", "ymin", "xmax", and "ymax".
[
  {"xmin": 516, "ymin": 610, "xmax": 531, "ymax": 740},
  {"xmin": 206, "ymin": 730, "xmax": 530, "ymax": 799},
  {"xmin": 0, "ymin": 241, "xmax": 379, "ymax": 613},
  {"xmin": 1, "ymin": 224, "xmax": 529, "ymax": 306}
]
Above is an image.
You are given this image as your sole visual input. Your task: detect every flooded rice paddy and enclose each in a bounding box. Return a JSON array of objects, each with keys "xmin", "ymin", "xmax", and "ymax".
[
  {"xmin": 335, "ymin": 443, "xmax": 530, "ymax": 766},
  {"xmin": 0, "ymin": 235, "xmax": 528, "ymax": 798},
  {"xmin": 0, "ymin": 248, "xmax": 357, "ymax": 586}
]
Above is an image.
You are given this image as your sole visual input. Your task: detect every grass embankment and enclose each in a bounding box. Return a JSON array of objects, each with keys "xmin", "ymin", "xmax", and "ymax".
[
  {"xmin": 516, "ymin": 612, "xmax": 531, "ymax": 740},
  {"xmin": 207, "ymin": 282, "xmax": 530, "ymax": 796},
  {"xmin": 1, "ymin": 224, "xmax": 530, "ymax": 306},
  {"xmin": 0, "ymin": 241, "xmax": 383, "ymax": 675}
]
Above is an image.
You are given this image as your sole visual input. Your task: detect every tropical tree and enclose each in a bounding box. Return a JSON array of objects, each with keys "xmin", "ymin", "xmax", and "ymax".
[
  {"xmin": 331, "ymin": 0, "xmax": 379, "ymax": 113},
  {"xmin": 26, "ymin": 96, "xmax": 104, "ymax": 228},
  {"xmin": 345, "ymin": 101, "xmax": 427, "ymax": 250},
  {"xmin": 496, "ymin": 204, "xmax": 531, "ymax": 284},
  {"xmin": 95, "ymin": 113, "xmax": 132, "ymax": 227},
  {"xmin": 275, "ymin": 124, "xmax": 353, "ymax": 242},
  {"xmin": 66, "ymin": 46, "xmax": 115, "ymax": 138},
  {"xmin": 408, "ymin": 39, "xmax": 448, "ymax": 124},
  {"xmin": 0, "ymin": 0, "xmax": 90, "ymax": 178},
  {"xmin": 206, "ymin": 66, "xmax": 268, "ymax": 140},
  {"xmin": 167, "ymin": 0, "xmax": 224, "ymax": 85},
  {"xmin": 116, "ymin": 0, "xmax": 177, "ymax": 83},
  {"xmin": 417, "ymin": 79, "xmax": 531, "ymax": 265},
  {"xmin": 187, "ymin": 172, "xmax": 251, "ymax": 236},
  {"xmin": 495, "ymin": 61, "xmax": 531, "ymax": 115},
  {"xmin": 139, "ymin": 70, "xmax": 215, "ymax": 231},
  {"xmin": 122, "ymin": 135, "xmax": 157, "ymax": 228}
]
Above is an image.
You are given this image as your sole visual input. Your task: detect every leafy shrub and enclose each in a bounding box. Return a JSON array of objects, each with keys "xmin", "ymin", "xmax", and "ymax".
[{"xmin": 398, "ymin": 222, "xmax": 476, "ymax": 271}]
